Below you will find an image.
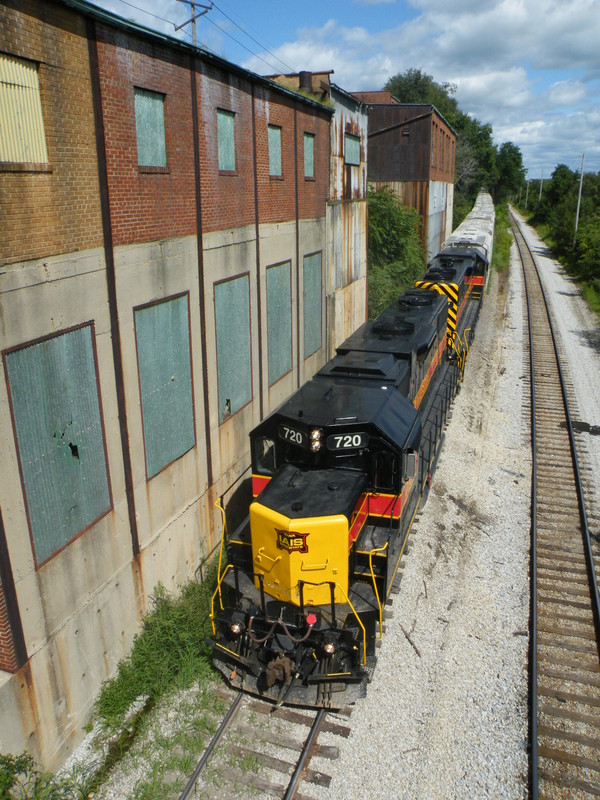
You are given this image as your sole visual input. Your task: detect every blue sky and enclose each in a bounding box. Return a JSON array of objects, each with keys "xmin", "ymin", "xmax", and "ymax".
[{"xmin": 91, "ymin": 0, "xmax": 600, "ymax": 179}]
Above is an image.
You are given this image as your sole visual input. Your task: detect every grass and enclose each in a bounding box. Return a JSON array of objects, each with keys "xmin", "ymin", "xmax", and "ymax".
[
  {"xmin": 491, "ymin": 203, "xmax": 513, "ymax": 274},
  {"xmin": 1, "ymin": 564, "xmax": 223, "ymax": 799}
]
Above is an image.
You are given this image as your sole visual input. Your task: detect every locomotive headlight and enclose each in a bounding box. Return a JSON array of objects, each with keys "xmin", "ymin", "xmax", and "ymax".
[
  {"xmin": 229, "ymin": 621, "xmax": 243, "ymax": 636},
  {"xmin": 323, "ymin": 640, "xmax": 336, "ymax": 657},
  {"xmin": 310, "ymin": 428, "xmax": 322, "ymax": 452}
]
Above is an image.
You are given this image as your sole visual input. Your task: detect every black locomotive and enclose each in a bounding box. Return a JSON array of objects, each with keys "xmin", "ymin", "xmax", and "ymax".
[{"xmin": 209, "ymin": 193, "xmax": 495, "ymax": 707}]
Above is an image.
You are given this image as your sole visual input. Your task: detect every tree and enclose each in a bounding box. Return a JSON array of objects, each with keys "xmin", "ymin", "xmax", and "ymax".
[
  {"xmin": 367, "ymin": 186, "xmax": 426, "ymax": 318},
  {"xmin": 494, "ymin": 141, "xmax": 526, "ymax": 202}
]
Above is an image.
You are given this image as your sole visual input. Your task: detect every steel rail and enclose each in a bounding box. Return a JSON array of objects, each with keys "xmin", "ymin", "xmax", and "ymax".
[
  {"xmin": 178, "ymin": 691, "xmax": 243, "ymax": 800},
  {"xmin": 510, "ymin": 208, "xmax": 600, "ymax": 799},
  {"xmin": 282, "ymin": 707, "xmax": 327, "ymax": 800}
]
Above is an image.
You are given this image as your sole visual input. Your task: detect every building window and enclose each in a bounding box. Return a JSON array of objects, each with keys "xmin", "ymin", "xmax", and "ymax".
[
  {"xmin": 215, "ymin": 275, "xmax": 252, "ymax": 422},
  {"xmin": 303, "ymin": 253, "xmax": 322, "ymax": 357},
  {"xmin": 3, "ymin": 325, "xmax": 111, "ymax": 566},
  {"xmin": 0, "ymin": 53, "xmax": 48, "ymax": 164},
  {"xmin": 304, "ymin": 133, "xmax": 314, "ymax": 178},
  {"xmin": 134, "ymin": 295, "xmax": 195, "ymax": 479},
  {"xmin": 344, "ymin": 133, "xmax": 360, "ymax": 166},
  {"xmin": 268, "ymin": 124, "xmax": 282, "ymax": 177},
  {"xmin": 134, "ymin": 87, "xmax": 167, "ymax": 168},
  {"xmin": 267, "ymin": 261, "xmax": 292, "ymax": 384},
  {"xmin": 217, "ymin": 109, "xmax": 236, "ymax": 172}
]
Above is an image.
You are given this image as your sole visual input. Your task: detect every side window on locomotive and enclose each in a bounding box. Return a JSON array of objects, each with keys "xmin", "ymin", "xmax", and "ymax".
[
  {"xmin": 255, "ymin": 437, "xmax": 278, "ymax": 474},
  {"xmin": 373, "ymin": 451, "xmax": 400, "ymax": 490}
]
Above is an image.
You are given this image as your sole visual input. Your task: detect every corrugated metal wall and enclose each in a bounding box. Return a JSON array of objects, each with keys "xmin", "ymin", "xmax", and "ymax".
[{"xmin": 0, "ymin": 53, "xmax": 48, "ymax": 163}]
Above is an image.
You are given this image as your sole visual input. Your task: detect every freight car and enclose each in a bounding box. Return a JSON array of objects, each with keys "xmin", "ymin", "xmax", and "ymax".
[{"xmin": 209, "ymin": 192, "xmax": 495, "ymax": 707}]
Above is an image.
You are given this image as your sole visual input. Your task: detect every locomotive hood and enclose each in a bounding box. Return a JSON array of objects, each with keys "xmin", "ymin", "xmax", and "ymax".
[{"xmin": 262, "ymin": 377, "xmax": 422, "ymax": 455}]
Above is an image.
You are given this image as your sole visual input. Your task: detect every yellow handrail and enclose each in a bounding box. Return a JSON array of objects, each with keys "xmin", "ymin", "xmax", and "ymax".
[
  {"xmin": 214, "ymin": 498, "xmax": 227, "ymax": 610},
  {"xmin": 210, "ymin": 563, "xmax": 234, "ymax": 635},
  {"xmin": 368, "ymin": 541, "xmax": 389, "ymax": 638}
]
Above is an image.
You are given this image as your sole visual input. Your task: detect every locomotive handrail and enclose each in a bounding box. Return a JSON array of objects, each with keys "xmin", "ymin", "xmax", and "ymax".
[
  {"xmin": 215, "ymin": 499, "xmax": 228, "ymax": 610},
  {"xmin": 333, "ymin": 582, "xmax": 368, "ymax": 666},
  {"xmin": 368, "ymin": 541, "xmax": 389, "ymax": 638},
  {"xmin": 254, "ymin": 547, "xmax": 282, "ymax": 571},
  {"xmin": 209, "ymin": 563, "xmax": 235, "ymax": 634}
]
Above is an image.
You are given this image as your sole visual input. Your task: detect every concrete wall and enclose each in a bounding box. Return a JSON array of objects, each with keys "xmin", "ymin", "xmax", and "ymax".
[{"xmin": 0, "ymin": 0, "xmax": 365, "ymax": 770}]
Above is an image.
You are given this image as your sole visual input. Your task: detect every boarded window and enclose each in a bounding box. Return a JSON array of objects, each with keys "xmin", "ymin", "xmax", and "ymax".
[
  {"xmin": 345, "ymin": 133, "xmax": 360, "ymax": 166},
  {"xmin": 217, "ymin": 109, "xmax": 236, "ymax": 171},
  {"xmin": 134, "ymin": 87, "xmax": 167, "ymax": 168},
  {"xmin": 303, "ymin": 252, "xmax": 322, "ymax": 357},
  {"xmin": 135, "ymin": 295, "xmax": 195, "ymax": 478},
  {"xmin": 0, "ymin": 53, "xmax": 48, "ymax": 164},
  {"xmin": 4, "ymin": 326, "xmax": 111, "ymax": 566},
  {"xmin": 304, "ymin": 133, "xmax": 314, "ymax": 178},
  {"xmin": 267, "ymin": 261, "xmax": 292, "ymax": 383},
  {"xmin": 215, "ymin": 275, "xmax": 252, "ymax": 422},
  {"xmin": 268, "ymin": 124, "xmax": 282, "ymax": 176}
]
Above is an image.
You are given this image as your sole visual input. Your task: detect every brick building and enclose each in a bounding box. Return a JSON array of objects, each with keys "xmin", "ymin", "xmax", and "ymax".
[
  {"xmin": 353, "ymin": 91, "xmax": 456, "ymax": 258},
  {"xmin": 0, "ymin": 0, "xmax": 364, "ymax": 768}
]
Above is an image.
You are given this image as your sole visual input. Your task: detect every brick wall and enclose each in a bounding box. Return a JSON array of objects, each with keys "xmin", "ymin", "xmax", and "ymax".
[
  {"xmin": 95, "ymin": 25, "xmax": 197, "ymax": 247},
  {"xmin": 0, "ymin": 580, "xmax": 18, "ymax": 673},
  {"xmin": 0, "ymin": 0, "xmax": 104, "ymax": 265}
]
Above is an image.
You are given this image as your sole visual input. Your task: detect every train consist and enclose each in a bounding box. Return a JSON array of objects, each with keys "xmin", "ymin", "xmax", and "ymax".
[{"xmin": 209, "ymin": 192, "xmax": 495, "ymax": 707}]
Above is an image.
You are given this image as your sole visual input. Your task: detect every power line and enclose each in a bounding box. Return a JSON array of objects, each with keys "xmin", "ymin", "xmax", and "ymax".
[{"xmin": 211, "ymin": 2, "xmax": 297, "ymax": 73}]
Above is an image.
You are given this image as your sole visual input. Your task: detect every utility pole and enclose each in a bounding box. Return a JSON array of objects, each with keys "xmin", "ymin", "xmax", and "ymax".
[
  {"xmin": 174, "ymin": 1, "xmax": 213, "ymax": 46},
  {"xmin": 525, "ymin": 180, "xmax": 529, "ymax": 209},
  {"xmin": 537, "ymin": 169, "xmax": 544, "ymax": 207},
  {"xmin": 573, "ymin": 153, "xmax": 585, "ymax": 247}
]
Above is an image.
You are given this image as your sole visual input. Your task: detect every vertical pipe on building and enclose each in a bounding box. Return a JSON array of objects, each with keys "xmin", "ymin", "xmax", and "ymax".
[
  {"xmin": 294, "ymin": 104, "xmax": 301, "ymax": 388},
  {"xmin": 251, "ymin": 85, "xmax": 264, "ymax": 420},
  {"xmin": 86, "ymin": 20, "xmax": 140, "ymax": 557},
  {"xmin": 0, "ymin": 509, "xmax": 27, "ymax": 669},
  {"xmin": 189, "ymin": 57, "xmax": 213, "ymax": 484}
]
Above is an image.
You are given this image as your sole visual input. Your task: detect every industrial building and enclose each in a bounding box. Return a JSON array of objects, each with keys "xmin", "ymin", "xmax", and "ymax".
[{"xmin": 0, "ymin": 0, "xmax": 367, "ymax": 767}]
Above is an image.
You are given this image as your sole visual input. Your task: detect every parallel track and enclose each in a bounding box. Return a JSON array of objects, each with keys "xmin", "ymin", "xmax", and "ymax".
[{"xmin": 511, "ymin": 210, "xmax": 600, "ymax": 798}]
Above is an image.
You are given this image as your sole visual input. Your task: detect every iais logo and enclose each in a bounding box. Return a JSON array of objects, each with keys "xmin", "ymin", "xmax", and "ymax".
[{"xmin": 275, "ymin": 529, "xmax": 309, "ymax": 554}]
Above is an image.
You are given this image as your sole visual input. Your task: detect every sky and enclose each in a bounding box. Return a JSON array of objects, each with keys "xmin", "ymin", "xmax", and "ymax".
[{"xmin": 90, "ymin": 0, "xmax": 600, "ymax": 179}]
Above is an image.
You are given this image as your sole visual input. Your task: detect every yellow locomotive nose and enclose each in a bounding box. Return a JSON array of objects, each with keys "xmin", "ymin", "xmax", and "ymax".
[
  {"xmin": 249, "ymin": 463, "xmax": 367, "ymax": 607},
  {"xmin": 250, "ymin": 501, "xmax": 349, "ymax": 606}
]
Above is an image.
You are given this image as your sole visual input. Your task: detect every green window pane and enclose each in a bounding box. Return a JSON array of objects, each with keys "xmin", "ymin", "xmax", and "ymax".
[
  {"xmin": 215, "ymin": 276, "xmax": 252, "ymax": 422},
  {"xmin": 304, "ymin": 133, "xmax": 314, "ymax": 178},
  {"xmin": 303, "ymin": 253, "xmax": 322, "ymax": 357},
  {"xmin": 4, "ymin": 326, "xmax": 111, "ymax": 565},
  {"xmin": 267, "ymin": 262, "xmax": 292, "ymax": 383},
  {"xmin": 217, "ymin": 109, "xmax": 236, "ymax": 171},
  {"xmin": 135, "ymin": 295, "xmax": 195, "ymax": 478},
  {"xmin": 134, "ymin": 87, "xmax": 166, "ymax": 167},
  {"xmin": 268, "ymin": 124, "xmax": 282, "ymax": 176},
  {"xmin": 345, "ymin": 133, "xmax": 360, "ymax": 166}
]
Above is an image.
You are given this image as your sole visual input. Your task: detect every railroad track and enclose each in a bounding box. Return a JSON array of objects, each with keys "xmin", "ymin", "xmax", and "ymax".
[
  {"xmin": 178, "ymin": 688, "xmax": 351, "ymax": 800},
  {"xmin": 511, "ymin": 210, "xmax": 600, "ymax": 798}
]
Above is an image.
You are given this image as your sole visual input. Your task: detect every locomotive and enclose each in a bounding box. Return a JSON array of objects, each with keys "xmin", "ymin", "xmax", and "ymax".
[{"xmin": 209, "ymin": 192, "xmax": 495, "ymax": 707}]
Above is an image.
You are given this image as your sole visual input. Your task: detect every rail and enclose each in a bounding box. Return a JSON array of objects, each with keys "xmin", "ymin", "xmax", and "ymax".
[{"xmin": 510, "ymin": 208, "xmax": 600, "ymax": 798}]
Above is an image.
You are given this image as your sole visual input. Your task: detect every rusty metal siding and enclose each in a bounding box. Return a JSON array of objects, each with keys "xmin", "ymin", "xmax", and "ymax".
[
  {"xmin": 134, "ymin": 294, "xmax": 195, "ymax": 479},
  {"xmin": 0, "ymin": 52, "xmax": 48, "ymax": 163},
  {"xmin": 329, "ymin": 88, "xmax": 369, "ymax": 202},
  {"xmin": 3, "ymin": 325, "xmax": 111, "ymax": 566}
]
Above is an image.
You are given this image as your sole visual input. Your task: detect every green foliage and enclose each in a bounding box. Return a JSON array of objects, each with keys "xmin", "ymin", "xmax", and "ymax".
[
  {"xmin": 0, "ymin": 752, "xmax": 92, "ymax": 800},
  {"xmin": 367, "ymin": 186, "xmax": 426, "ymax": 318},
  {"xmin": 490, "ymin": 204, "xmax": 513, "ymax": 273},
  {"xmin": 523, "ymin": 164, "xmax": 600, "ymax": 289},
  {"xmin": 96, "ymin": 567, "xmax": 218, "ymax": 729}
]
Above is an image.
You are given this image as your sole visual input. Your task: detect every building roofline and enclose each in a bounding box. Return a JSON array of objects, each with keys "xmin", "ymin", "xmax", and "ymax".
[{"xmin": 58, "ymin": 0, "xmax": 334, "ymax": 114}]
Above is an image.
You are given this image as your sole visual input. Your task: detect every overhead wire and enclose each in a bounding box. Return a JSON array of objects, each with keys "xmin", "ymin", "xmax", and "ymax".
[{"xmin": 100, "ymin": 0, "xmax": 298, "ymax": 75}]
